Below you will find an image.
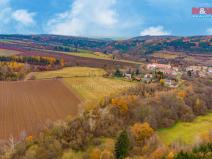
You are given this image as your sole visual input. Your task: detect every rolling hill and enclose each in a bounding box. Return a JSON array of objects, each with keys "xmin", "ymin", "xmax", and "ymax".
[{"xmin": 0, "ymin": 34, "xmax": 211, "ymax": 56}]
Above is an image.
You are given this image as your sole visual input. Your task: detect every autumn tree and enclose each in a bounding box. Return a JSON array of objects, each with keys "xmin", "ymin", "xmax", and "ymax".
[
  {"xmin": 115, "ymin": 130, "xmax": 130, "ymax": 159},
  {"xmin": 131, "ymin": 122, "xmax": 154, "ymax": 146},
  {"xmin": 177, "ymin": 90, "xmax": 186, "ymax": 100},
  {"xmin": 160, "ymin": 79, "xmax": 165, "ymax": 86},
  {"xmin": 111, "ymin": 95, "xmax": 137, "ymax": 113}
]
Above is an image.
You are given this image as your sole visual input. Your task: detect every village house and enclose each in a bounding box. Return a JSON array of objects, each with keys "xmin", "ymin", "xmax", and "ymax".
[
  {"xmin": 124, "ymin": 73, "xmax": 132, "ymax": 80},
  {"xmin": 143, "ymin": 74, "xmax": 153, "ymax": 83},
  {"xmin": 207, "ymin": 67, "xmax": 212, "ymax": 76},
  {"xmin": 186, "ymin": 65, "xmax": 210, "ymax": 77},
  {"xmin": 147, "ymin": 63, "xmax": 179, "ymax": 77},
  {"xmin": 134, "ymin": 76, "xmax": 142, "ymax": 81},
  {"xmin": 164, "ymin": 79, "xmax": 178, "ymax": 88},
  {"xmin": 147, "ymin": 63, "xmax": 171, "ymax": 70}
]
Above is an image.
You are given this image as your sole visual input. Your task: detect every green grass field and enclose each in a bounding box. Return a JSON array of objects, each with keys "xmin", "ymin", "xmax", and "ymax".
[
  {"xmin": 157, "ymin": 113, "xmax": 212, "ymax": 145},
  {"xmin": 0, "ymin": 49, "xmax": 21, "ymax": 56}
]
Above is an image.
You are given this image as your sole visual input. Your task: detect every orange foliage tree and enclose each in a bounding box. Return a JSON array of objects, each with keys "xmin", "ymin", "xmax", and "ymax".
[
  {"xmin": 177, "ymin": 90, "xmax": 186, "ymax": 99},
  {"xmin": 131, "ymin": 122, "xmax": 154, "ymax": 146},
  {"xmin": 111, "ymin": 95, "xmax": 137, "ymax": 113}
]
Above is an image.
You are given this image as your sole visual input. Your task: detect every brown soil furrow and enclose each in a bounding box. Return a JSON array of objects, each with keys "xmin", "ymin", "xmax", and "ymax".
[{"xmin": 0, "ymin": 80, "xmax": 81, "ymax": 140}]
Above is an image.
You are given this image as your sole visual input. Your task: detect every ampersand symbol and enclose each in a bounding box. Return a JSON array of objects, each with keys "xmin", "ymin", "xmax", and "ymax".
[{"xmin": 199, "ymin": 8, "xmax": 206, "ymax": 14}]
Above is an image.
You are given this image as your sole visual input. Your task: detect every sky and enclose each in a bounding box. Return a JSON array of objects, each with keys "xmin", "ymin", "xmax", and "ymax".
[{"xmin": 0, "ymin": 0, "xmax": 211, "ymax": 37}]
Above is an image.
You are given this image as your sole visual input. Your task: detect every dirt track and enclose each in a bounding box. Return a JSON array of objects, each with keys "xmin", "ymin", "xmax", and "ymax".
[{"xmin": 0, "ymin": 80, "xmax": 81, "ymax": 141}]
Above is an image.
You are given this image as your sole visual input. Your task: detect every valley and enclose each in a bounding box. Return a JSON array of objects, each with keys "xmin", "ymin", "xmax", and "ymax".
[{"xmin": 0, "ymin": 35, "xmax": 211, "ymax": 159}]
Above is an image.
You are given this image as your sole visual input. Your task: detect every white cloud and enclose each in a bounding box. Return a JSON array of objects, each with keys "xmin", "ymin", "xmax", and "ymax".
[
  {"xmin": 207, "ymin": 28, "xmax": 212, "ymax": 35},
  {"xmin": 140, "ymin": 26, "xmax": 171, "ymax": 36},
  {"xmin": 0, "ymin": 0, "xmax": 36, "ymax": 33},
  {"xmin": 0, "ymin": 0, "xmax": 9, "ymax": 6},
  {"xmin": 12, "ymin": 9, "xmax": 36, "ymax": 25},
  {"xmin": 47, "ymin": 0, "xmax": 118, "ymax": 36}
]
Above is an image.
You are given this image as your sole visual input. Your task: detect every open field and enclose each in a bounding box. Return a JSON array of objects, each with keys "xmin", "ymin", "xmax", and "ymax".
[
  {"xmin": 33, "ymin": 67, "xmax": 107, "ymax": 79},
  {"xmin": 157, "ymin": 113, "xmax": 212, "ymax": 145},
  {"xmin": 33, "ymin": 67, "xmax": 137, "ymax": 109},
  {"xmin": 63, "ymin": 77, "xmax": 136, "ymax": 108},
  {"xmin": 0, "ymin": 48, "xmax": 21, "ymax": 56},
  {"xmin": 152, "ymin": 52, "xmax": 185, "ymax": 59},
  {"xmin": 0, "ymin": 80, "xmax": 81, "ymax": 141},
  {"xmin": 62, "ymin": 51, "xmax": 112, "ymax": 60}
]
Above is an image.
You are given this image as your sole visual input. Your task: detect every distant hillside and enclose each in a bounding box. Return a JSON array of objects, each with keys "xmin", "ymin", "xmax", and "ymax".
[{"xmin": 0, "ymin": 34, "xmax": 211, "ymax": 55}]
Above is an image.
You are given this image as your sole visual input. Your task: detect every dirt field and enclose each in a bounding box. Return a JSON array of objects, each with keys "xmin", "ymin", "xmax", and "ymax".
[
  {"xmin": 19, "ymin": 51, "xmax": 138, "ymax": 69},
  {"xmin": 0, "ymin": 48, "xmax": 21, "ymax": 56},
  {"xmin": 0, "ymin": 80, "xmax": 81, "ymax": 141}
]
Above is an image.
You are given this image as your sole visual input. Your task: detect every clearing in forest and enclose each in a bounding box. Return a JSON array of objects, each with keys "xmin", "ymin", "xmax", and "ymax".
[{"xmin": 157, "ymin": 113, "xmax": 212, "ymax": 145}]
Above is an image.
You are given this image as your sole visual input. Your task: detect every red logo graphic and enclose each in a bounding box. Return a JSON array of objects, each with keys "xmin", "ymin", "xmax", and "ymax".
[{"xmin": 192, "ymin": 8, "xmax": 212, "ymax": 14}]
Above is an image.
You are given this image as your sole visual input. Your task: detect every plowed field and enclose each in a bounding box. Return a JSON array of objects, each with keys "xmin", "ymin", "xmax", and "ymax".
[{"xmin": 0, "ymin": 80, "xmax": 80, "ymax": 141}]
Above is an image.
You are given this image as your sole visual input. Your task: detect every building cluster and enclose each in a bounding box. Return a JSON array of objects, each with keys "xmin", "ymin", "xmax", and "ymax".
[
  {"xmin": 186, "ymin": 65, "xmax": 212, "ymax": 78},
  {"xmin": 121, "ymin": 62, "xmax": 212, "ymax": 88}
]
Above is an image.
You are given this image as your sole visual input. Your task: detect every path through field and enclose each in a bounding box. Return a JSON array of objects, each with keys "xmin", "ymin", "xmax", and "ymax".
[{"xmin": 0, "ymin": 80, "xmax": 81, "ymax": 141}]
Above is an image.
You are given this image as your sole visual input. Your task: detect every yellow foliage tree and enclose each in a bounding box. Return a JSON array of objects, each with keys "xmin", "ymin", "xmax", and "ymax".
[
  {"xmin": 166, "ymin": 152, "xmax": 175, "ymax": 159},
  {"xmin": 60, "ymin": 58, "xmax": 65, "ymax": 67},
  {"xmin": 131, "ymin": 122, "xmax": 154, "ymax": 146},
  {"xmin": 160, "ymin": 79, "xmax": 165, "ymax": 86},
  {"xmin": 26, "ymin": 135, "xmax": 33, "ymax": 142},
  {"xmin": 111, "ymin": 95, "xmax": 137, "ymax": 113}
]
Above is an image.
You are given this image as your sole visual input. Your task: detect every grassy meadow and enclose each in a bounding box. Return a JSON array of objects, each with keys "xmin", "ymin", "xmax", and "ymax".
[
  {"xmin": 34, "ymin": 67, "xmax": 107, "ymax": 79},
  {"xmin": 67, "ymin": 51, "xmax": 113, "ymax": 60},
  {"xmin": 157, "ymin": 113, "xmax": 212, "ymax": 145},
  {"xmin": 63, "ymin": 77, "xmax": 136, "ymax": 108},
  {"xmin": 33, "ymin": 67, "xmax": 137, "ymax": 109}
]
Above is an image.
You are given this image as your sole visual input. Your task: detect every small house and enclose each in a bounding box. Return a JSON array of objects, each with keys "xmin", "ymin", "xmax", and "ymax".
[{"xmin": 124, "ymin": 73, "xmax": 132, "ymax": 80}]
